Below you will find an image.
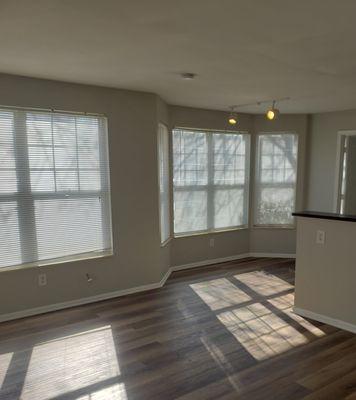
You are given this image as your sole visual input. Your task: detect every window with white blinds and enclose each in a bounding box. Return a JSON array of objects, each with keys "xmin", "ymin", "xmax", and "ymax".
[
  {"xmin": 0, "ymin": 107, "xmax": 112, "ymax": 269},
  {"xmin": 254, "ymin": 133, "xmax": 298, "ymax": 226},
  {"xmin": 173, "ymin": 128, "xmax": 250, "ymax": 235},
  {"xmin": 158, "ymin": 123, "xmax": 171, "ymax": 244}
]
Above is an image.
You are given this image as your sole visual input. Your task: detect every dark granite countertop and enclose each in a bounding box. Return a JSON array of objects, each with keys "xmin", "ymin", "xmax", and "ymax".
[{"xmin": 292, "ymin": 210, "xmax": 356, "ymax": 222}]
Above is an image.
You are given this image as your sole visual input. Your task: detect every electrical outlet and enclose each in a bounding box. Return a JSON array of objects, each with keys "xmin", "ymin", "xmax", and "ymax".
[
  {"xmin": 38, "ymin": 273, "xmax": 47, "ymax": 286},
  {"xmin": 209, "ymin": 238, "xmax": 215, "ymax": 247},
  {"xmin": 316, "ymin": 230, "xmax": 325, "ymax": 245}
]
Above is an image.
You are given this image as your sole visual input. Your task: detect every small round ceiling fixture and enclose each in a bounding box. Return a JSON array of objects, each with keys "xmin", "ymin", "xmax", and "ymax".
[{"xmin": 181, "ymin": 72, "xmax": 196, "ymax": 80}]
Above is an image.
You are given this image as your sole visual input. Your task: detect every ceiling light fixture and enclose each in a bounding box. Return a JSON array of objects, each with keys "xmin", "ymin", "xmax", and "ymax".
[
  {"xmin": 181, "ymin": 72, "xmax": 196, "ymax": 80},
  {"xmin": 228, "ymin": 106, "xmax": 238, "ymax": 125},
  {"xmin": 266, "ymin": 100, "xmax": 280, "ymax": 120}
]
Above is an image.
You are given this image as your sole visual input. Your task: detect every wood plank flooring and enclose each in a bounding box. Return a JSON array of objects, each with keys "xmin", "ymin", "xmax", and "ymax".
[{"xmin": 0, "ymin": 257, "xmax": 355, "ymax": 399}]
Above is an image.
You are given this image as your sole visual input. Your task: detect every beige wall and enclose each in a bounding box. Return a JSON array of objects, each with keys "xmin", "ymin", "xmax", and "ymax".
[
  {"xmin": 0, "ymin": 73, "xmax": 165, "ymax": 315},
  {"xmin": 294, "ymin": 217, "xmax": 356, "ymax": 327},
  {"xmin": 0, "ymin": 74, "xmax": 308, "ymax": 317},
  {"xmin": 306, "ymin": 110, "xmax": 356, "ymax": 212}
]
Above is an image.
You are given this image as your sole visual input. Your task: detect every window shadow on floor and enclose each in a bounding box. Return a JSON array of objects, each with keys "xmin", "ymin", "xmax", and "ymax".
[{"xmin": 0, "ymin": 261, "xmax": 344, "ymax": 400}]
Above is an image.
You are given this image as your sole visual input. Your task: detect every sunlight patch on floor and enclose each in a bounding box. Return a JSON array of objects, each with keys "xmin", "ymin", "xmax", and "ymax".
[
  {"xmin": 190, "ymin": 278, "xmax": 251, "ymax": 311},
  {"xmin": 234, "ymin": 270, "xmax": 293, "ymax": 296},
  {"xmin": 20, "ymin": 325, "xmax": 124, "ymax": 400},
  {"xmin": 76, "ymin": 382, "xmax": 128, "ymax": 400},
  {"xmin": 268, "ymin": 293, "xmax": 326, "ymax": 337},
  {"xmin": 0, "ymin": 352, "xmax": 13, "ymax": 387},
  {"xmin": 217, "ymin": 301, "xmax": 310, "ymax": 360}
]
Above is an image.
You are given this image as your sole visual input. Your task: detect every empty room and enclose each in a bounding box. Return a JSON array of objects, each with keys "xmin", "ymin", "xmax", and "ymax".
[{"xmin": 0, "ymin": 1, "xmax": 356, "ymax": 399}]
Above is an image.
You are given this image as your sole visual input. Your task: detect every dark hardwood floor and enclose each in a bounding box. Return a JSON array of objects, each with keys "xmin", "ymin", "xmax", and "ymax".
[{"xmin": 0, "ymin": 257, "xmax": 355, "ymax": 400}]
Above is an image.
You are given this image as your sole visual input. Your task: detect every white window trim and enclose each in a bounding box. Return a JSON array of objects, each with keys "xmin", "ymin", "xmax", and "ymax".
[
  {"xmin": 157, "ymin": 123, "xmax": 171, "ymax": 246},
  {"xmin": 172, "ymin": 127, "xmax": 250, "ymax": 237},
  {"xmin": 334, "ymin": 130, "xmax": 356, "ymax": 214},
  {"xmin": 253, "ymin": 131, "xmax": 299, "ymax": 229},
  {"xmin": 0, "ymin": 249, "xmax": 113, "ymax": 273}
]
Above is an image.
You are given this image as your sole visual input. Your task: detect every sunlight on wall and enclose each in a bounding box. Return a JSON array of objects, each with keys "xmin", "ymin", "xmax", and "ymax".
[
  {"xmin": 0, "ymin": 352, "xmax": 13, "ymax": 387},
  {"xmin": 20, "ymin": 325, "xmax": 125, "ymax": 400},
  {"xmin": 190, "ymin": 278, "xmax": 251, "ymax": 311}
]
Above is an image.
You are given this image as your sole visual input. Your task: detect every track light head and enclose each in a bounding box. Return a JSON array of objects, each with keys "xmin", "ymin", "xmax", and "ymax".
[
  {"xmin": 228, "ymin": 106, "xmax": 238, "ymax": 125},
  {"xmin": 266, "ymin": 101, "xmax": 280, "ymax": 120}
]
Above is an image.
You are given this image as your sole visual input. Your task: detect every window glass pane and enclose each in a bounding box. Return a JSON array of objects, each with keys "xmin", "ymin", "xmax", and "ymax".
[
  {"xmin": 79, "ymin": 169, "xmax": 101, "ymax": 191},
  {"xmin": 257, "ymin": 187, "xmax": 295, "ymax": 225},
  {"xmin": 0, "ymin": 170, "xmax": 17, "ymax": 193},
  {"xmin": 214, "ymin": 188, "xmax": 245, "ymax": 229},
  {"xmin": 173, "ymin": 129, "xmax": 208, "ymax": 186},
  {"xmin": 56, "ymin": 171, "xmax": 79, "ymax": 191},
  {"xmin": 35, "ymin": 197, "xmax": 104, "ymax": 261},
  {"xmin": 30, "ymin": 171, "xmax": 55, "ymax": 192},
  {"xmin": 174, "ymin": 190, "xmax": 207, "ymax": 233},
  {"xmin": 28, "ymin": 146, "xmax": 54, "ymax": 169},
  {"xmin": 255, "ymin": 133, "xmax": 298, "ymax": 226},
  {"xmin": 77, "ymin": 117, "xmax": 100, "ymax": 169},
  {"xmin": 0, "ymin": 111, "xmax": 17, "ymax": 193},
  {"xmin": 158, "ymin": 124, "xmax": 170, "ymax": 243},
  {"xmin": 27, "ymin": 113, "xmax": 52, "ymax": 146},
  {"xmin": 213, "ymin": 133, "xmax": 245, "ymax": 185},
  {"xmin": 0, "ymin": 202, "xmax": 21, "ymax": 267}
]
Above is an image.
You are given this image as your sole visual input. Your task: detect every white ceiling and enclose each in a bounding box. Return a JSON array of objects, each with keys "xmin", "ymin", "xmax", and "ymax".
[{"xmin": 1, "ymin": 0, "xmax": 356, "ymax": 113}]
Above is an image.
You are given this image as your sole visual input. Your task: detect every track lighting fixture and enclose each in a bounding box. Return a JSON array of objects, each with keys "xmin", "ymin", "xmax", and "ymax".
[
  {"xmin": 228, "ymin": 106, "xmax": 238, "ymax": 125},
  {"xmin": 266, "ymin": 101, "xmax": 280, "ymax": 120}
]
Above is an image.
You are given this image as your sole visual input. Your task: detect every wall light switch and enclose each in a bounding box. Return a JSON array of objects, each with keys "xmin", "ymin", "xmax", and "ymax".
[
  {"xmin": 209, "ymin": 238, "xmax": 215, "ymax": 247},
  {"xmin": 38, "ymin": 273, "xmax": 47, "ymax": 286},
  {"xmin": 316, "ymin": 230, "xmax": 325, "ymax": 245}
]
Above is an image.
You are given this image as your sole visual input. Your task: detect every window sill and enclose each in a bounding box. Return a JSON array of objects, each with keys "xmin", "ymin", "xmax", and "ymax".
[
  {"xmin": 174, "ymin": 226, "xmax": 248, "ymax": 239},
  {"xmin": 252, "ymin": 225, "xmax": 296, "ymax": 230},
  {"xmin": 0, "ymin": 250, "xmax": 114, "ymax": 273},
  {"xmin": 160, "ymin": 237, "xmax": 172, "ymax": 247}
]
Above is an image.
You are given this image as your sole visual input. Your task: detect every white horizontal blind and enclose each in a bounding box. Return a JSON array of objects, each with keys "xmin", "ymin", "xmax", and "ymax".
[
  {"xmin": 254, "ymin": 133, "xmax": 298, "ymax": 226},
  {"xmin": 173, "ymin": 128, "xmax": 249, "ymax": 235},
  {"xmin": 0, "ymin": 108, "xmax": 112, "ymax": 269},
  {"xmin": 158, "ymin": 123, "xmax": 171, "ymax": 244}
]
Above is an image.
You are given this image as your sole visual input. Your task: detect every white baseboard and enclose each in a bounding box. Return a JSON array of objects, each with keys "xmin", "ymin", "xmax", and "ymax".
[
  {"xmin": 171, "ymin": 253, "xmax": 251, "ymax": 272},
  {"xmin": 293, "ymin": 307, "xmax": 356, "ymax": 334},
  {"xmin": 0, "ymin": 280, "xmax": 164, "ymax": 323},
  {"xmin": 249, "ymin": 252, "xmax": 296, "ymax": 258},
  {"xmin": 0, "ymin": 252, "xmax": 295, "ymax": 323}
]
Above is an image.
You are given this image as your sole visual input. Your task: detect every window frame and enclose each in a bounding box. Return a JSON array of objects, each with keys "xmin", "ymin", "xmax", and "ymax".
[
  {"xmin": 172, "ymin": 127, "xmax": 250, "ymax": 238},
  {"xmin": 0, "ymin": 107, "xmax": 113, "ymax": 272},
  {"xmin": 253, "ymin": 131, "xmax": 299, "ymax": 229},
  {"xmin": 157, "ymin": 123, "xmax": 171, "ymax": 246}
]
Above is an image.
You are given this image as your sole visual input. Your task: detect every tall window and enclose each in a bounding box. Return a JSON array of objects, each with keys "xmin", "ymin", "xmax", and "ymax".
[
  {"xmin": 0, "ymin": 108, "xmax": 112, "ymax": 269},
  {"xmin": 254, "ymin": 133, "xmax": 298, "ymax": 226},
  {"xmin": 173, "ymin": 128, "xmax": 250, "ymax": 235},
  {"xmin": 158, "ymin": 123, "xmax": 170, "ymax": 244}
]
